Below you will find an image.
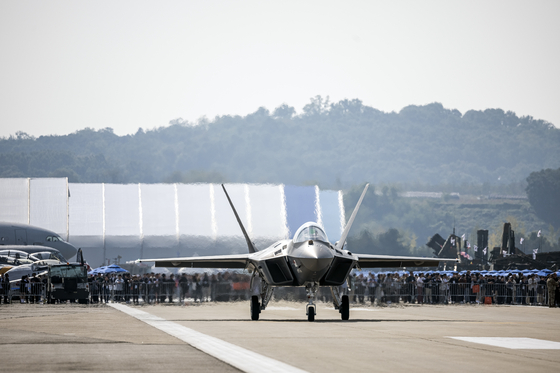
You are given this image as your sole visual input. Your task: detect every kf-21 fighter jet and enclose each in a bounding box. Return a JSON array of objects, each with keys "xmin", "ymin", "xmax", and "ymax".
[{"xmin": 139, "ymin": 184, "xmax": 456, "ymax": 321}]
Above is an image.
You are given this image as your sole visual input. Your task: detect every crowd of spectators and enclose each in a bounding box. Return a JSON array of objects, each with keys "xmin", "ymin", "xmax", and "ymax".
[
  {"xmin": 86, "ymin": 271, "xmax": 251, "ymax": 305},
  {"xmin": 346, "ymin": 270, "xmax": 560, "ymax": 307},
  {"xmin": 1, "ymin": 268, "xmax": 559, "ymax": 308},
  {"xmin": 0, "ymin": 272, "xmax": 45, "ymax": 304}
]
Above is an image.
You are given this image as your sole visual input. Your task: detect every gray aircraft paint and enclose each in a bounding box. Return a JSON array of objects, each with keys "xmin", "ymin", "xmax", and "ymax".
[{"xmin": 0, "ymin": 223, "xmax": 77, "ymax": 260}]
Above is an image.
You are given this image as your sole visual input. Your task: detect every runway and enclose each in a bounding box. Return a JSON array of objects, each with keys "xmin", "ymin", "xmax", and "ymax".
[{"xmin": 1, "ymin": 301, "xmax": 559, "ymax": 372}]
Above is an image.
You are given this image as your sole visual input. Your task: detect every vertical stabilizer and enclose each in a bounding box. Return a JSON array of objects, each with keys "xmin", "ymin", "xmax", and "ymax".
[
  {"xmin": 221, "ymin": 184, "xmax": 258, "ymax": 253},
  {"xmin": 335, "ymin": 183, "xmax": 369, "ymax": 251}
]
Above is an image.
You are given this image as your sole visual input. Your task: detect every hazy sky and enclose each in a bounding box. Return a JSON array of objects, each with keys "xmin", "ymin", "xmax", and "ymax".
[{"xmin": 1, "ymin": 1, "xmax": 559, "ymax": 138}]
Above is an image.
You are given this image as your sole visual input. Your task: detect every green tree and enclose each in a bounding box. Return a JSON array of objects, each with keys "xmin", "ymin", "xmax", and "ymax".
[{"xmin": 526, "ymin": 168, "xmax": 560, "ymax": 228}]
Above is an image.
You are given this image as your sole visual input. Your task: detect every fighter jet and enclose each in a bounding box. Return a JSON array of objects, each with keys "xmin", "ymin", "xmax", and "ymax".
[
  {"xmin": 0, "ymin": 222, "xmax": 77, "ymax": 260},
  {"xmin": 139, "ymin": 184, "xmax": 456, "ymax": 321}
]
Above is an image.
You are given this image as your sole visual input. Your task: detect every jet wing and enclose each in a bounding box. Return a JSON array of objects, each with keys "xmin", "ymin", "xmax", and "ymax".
[
  {"xmin": 138, "ymin": 253, "xmax": 252, "ymax": 269},
  {"xmin": 356, "ymin": 254, "xmax": 457, "ymax": 268}
]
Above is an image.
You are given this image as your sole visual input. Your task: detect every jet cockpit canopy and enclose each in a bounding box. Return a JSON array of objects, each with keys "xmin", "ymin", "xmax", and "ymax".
[{"xmin": 293, "ymin": 222, "xmax": 329, "ymax": 244}]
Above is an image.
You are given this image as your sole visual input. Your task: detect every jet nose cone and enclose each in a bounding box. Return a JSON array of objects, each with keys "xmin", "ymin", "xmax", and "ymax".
[
  {"xmin": 298, "ymin": 242, "xmax": 334, "ymax": 271},
  {"xmin": 299, "ymin": 257, "xmax": 332, "ymax": 272},
  {"xmin": 61, "ymin": 242, "xmax": 78, "ymax": 260}
]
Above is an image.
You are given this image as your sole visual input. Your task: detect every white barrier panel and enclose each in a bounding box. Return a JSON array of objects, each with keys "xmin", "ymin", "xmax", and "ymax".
[
  {"xmin": 141, "ymin": 184, "xmax": 177, "ymax": 237},
  {"xmin": 29, "ymin": 178, "xmax": 68, "ymax": 238},
  {"xmin": 68, "ymin": 183, "xmax": 104, "ymax": 264},
  {"xmin": 214, "ymin": 183, "xmax": 248, "ymax": 237},
  {"xmin": 68, "ymin": 183, "xmax": 104, "ymax": 237},
  {"xmin": 320, "ymin": 190, "xmax": 343, "ymax": 242},
  {"xmin": 176, "ymin": 184, "xmax": 213, "ymax": 237},
  {"xmin": 140, "ymin": 184, "xmax": 179, "ymax": 259},
  {"xmin": 104, "ymin": 184, "xmax": 140, "ymax": 237},
  {"xmin": 0, "ymin": 178, "xmax": 29, "ymax": 223},
  {"xmin": 248, "ymin": 184, "xmax": 287, "ymax": 241},
  {"xmin": 104, "ymin": 184, "xmax": 141, "ymax": 262}
]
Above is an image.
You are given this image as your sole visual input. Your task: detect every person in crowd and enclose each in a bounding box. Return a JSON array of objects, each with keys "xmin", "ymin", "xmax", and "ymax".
[
  {"xmin": 114, "ymin": 274, "xmax": 124, "ymax": 302},
  {"xmin": 537, "ymin": 275, "xmax": 546, "ymax": 305},
  {"xmin": 505, "ymin": 276, "xmax": 514, "ymax": 304},
  {"xmin": 0, "ymin": 273, "xmax": 4, "ymax": 304},
  {"xmin": 191, "ymin": 274, "xmax": 200, "ymax": 302},
  {"xmin": 545, "ymin": 273, "xmax": 556, "ymax": 307},
  {"xmin": 30, "ymin": 272, "xmax": 42, "ymax": 304},
  {"xmin": 0, "ymin": 273, "xmax": 3, "ymax": 302},
  {"xmin": 458, "ymin": 274, "xmax": 467, "ymax": 303},
  {"xmin": 485, "ymin": 275, "xmax": 495, "ymax": 304},
  {"xmin": 528, "ymin": 274, "xmax": 536, "ymax": 305},
  {"xmin": 404, "ymin": 271, "xmax": 415, "ymax": 304},
  {"xmin": 546, "ymin": 273, "xmax": 558, "ymax": 307},
  {"xmin": 432, "ymin": 273, "xmax": 441, "ymax": 304},
  {"xmin": 89, "ymin": 275, "xmax": 98, "ymax": 303},
  {"xmin": 496, "ymin": 275, "xmax": 505, "ymax": 304},
  {"xmin": 441, "ymin": 274, "xmax": 450, "ymax": 304},
  {"xmin": 465, "ymin": 271, "xmax": 474, "ymax": 303},
  {"xmin": 555, "ymin": 274, "xmax": 560, "ymax": 307},
  {"xmin": 179, "ymin": 273, "xmax": 189, "ymax": 303},
  {"xmin": 416, "ymin": 273, "xmax": 424, "ymax": 304},
  {"xmin": 157, "ymin": 274, "xmax": 166, "ymax": 303},
  {"xmin": 103, "ymin": 275, "xmax": 111, "ymax": 303},
  {"xmin": 19, "ymin": 275, "xmax": 29, "ymax": 303},
  {"xmin": 201, "ymin": 273, "xmax": 210, "ymax": 302},
  {"xmin": 423, "ymin": 274, "xmax": 432, "ymax": 304},
  {"xmin": 95, "ymin": 274, "xmax": 104, "ymax": 303},
  {"xmin": 131, "ymin": 275, "xmax": 140, "ymax": 305},
  {"xmin": 167, "ymin": 274, "xmax": 176, "ymax": 303},
  {"xmin": 124, "ymin": 273, "xmax": 131, "ymax": 304},
  {"xmin": 449, "ymin": 272, "xmax": 458, "ymax": 303},
  {"xmin": 149, "ymin": 274, "xmax": 158, "ymax": 304},
  {"xmin": 368, "ymin": 272, "xmax": 377, "ymax": 304},
  {"xmin": 141, "ymin": 274, "xmax": 150, "ymax": 304}
]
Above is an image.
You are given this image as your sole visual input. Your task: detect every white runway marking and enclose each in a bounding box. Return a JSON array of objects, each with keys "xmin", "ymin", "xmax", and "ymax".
[
  {"xmin": 449, "ymin": 337, "xmax": 560, "ymax": 349},
  {"xmin": 110, "ymin": 304, "xmax": 308, "ymax": 373}
]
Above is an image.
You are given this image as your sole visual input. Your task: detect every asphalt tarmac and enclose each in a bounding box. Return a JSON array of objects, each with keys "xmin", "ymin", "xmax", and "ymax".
[{"xmin": 1, "ymin": 301, "xmax": 559, "ymax": 372}]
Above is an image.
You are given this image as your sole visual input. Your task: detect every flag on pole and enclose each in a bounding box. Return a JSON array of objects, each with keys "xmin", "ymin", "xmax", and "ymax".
[
  {"xmin": 520, "ymin": 238, "xmax": 524, "ymax": 245},
  {"xmin": 474, "ymin": 245, "xmax": 478, "ymax": 252},
  {"xmin": 467, "ymin": 241, "xmax": 471, "ymax": 249},
  {"xmin": 533, "ymin": 248, "xmax": 538, "ymax": 260},
  {"xmin": 538, "ymin": 230, "xmax": 541, "ymax": 237},
  {"xmin": 483, "ymin": 247, "xmax": 487, "ymax": 255},
  {"xmin": 461, "ymin": 234, "xmax": 465, "ymax": 240},
  {"xmin": 450, "ymin": 238, "xmax": 455, "ymax": 246}
]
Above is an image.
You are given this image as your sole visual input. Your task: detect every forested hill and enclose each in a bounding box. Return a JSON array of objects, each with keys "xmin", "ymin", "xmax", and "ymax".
[{"xmin": 1, "ymin": 98, "xmax": 559, "ymax": 188}]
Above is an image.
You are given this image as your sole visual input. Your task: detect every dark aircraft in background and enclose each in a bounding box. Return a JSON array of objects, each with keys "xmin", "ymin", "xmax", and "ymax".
[
  {"xmin": 140, "ymin": 184, "xmax": 457, "ymax": 321},
  {"xmin": 0, "ymin": 222, "xmax": 78, "ymax": 260}
]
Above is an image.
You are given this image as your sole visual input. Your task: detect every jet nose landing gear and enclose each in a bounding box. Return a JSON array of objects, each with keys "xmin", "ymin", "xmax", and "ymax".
[
  {"xmin": 306, "ymin": 304, "xmax": 316, "ymax": 321},
  {"xmin": 305, "ymin": 282, "xmax": 319, "ymax": 322}
]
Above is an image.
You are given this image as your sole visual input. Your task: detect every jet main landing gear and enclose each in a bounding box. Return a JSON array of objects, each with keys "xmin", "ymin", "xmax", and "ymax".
[
  {"xmin": 249, "ymin": 276, "xmax": 274, "ymax": 321},
  {"xmin": 331, "ymin": 286, "xmax": 350, "ymax": 321},
  {"xmin": 251, "ymin": 295, "xmax": 260, "ymax": 320}
]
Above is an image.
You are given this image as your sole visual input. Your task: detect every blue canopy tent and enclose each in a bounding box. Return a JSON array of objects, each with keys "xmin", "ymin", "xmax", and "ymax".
[{"xmin": 89, "ymin": 264, "xmax": 128, "ymax": 275}]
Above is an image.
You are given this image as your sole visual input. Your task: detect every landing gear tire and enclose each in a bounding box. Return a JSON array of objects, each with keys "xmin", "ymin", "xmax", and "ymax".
[
  {"xmin": 250, "ymin": 295, "xmax": 260, "ymax": 321},
  {"xmin": 308, "ymin": 306, "xmax": 315, "ymax": 322},
  {"xmin": 340, "ymin": 295, "xmax": 349, "ymax": 320}
]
